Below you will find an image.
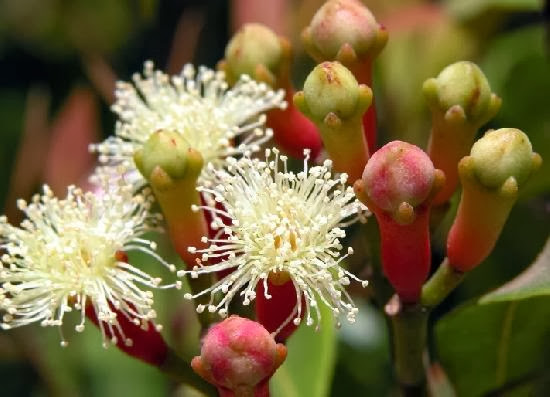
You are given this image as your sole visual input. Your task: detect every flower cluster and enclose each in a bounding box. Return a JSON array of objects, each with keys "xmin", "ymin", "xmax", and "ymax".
[
  {"xmin": 0, "ymin": 177, "xmax": 177, "ymax": 347},
  {"xmin": 181, "ymin": 149, "xmax": 368, "ymax": 333},
  {"xmin": 0, "ymin": 59, "xmax": 369, "ymax": 353},
  {"xmin": 91, "ymin": 61, "xmax": 286, "ymax": 190}
]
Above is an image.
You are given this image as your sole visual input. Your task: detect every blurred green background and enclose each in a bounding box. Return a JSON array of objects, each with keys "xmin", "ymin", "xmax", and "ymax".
[{"xmin": 0, "ymin": 0, "xmax": 549, "ymax": 396}]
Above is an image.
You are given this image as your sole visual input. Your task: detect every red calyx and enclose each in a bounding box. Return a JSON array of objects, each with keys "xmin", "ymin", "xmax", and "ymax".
[
  {"xmin": 255, "ymin": 278, "xmax": 304, "ymax": 343},
  {"xmin": 85, "ymin": 303, "xmax": 168, "ymax": 367},
  {"xmin": 349, "ymin": 61, "xmax": 376, "ymax": 154},
  {"xmin": 374, "ymin": 207, "xmax": 431, "ymax": 303}
]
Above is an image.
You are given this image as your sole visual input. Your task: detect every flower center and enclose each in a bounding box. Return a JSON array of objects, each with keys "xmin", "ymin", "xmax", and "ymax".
[{"xmin": 273, "ymin": 230, "xmax": 298, "ymax": 252}]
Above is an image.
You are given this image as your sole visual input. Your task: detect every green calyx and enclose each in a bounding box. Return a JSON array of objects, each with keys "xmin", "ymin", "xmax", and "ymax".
[
  {"xmin": 220, "ymin": 23, "xmax": 287, "ymax": 87},
  {"xmin": 423, "ymin": 61, "xmax": 501, "ymax": 126},
  {"xmin": 302, "ymin": 0, "xmax": 387, "ymax": 65},
  {"xmin": 134, "ymin": 130, "xmax": 203, "ymax": 189},
  {"xmin": 469, "ymin": 128, "xmax": 542, "ymax": 190},
  {"xmin": 295, "ymin": 61, "xmax": 371, "ymax": 123}
]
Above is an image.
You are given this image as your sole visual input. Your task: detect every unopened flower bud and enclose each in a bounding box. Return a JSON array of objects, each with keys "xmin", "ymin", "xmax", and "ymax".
[
  {"xmin": 447, "ymin": 128, "xmax": 542, "ymax": 271},
  {"xmin": 362, "ymin": 141, "xmax": 436, "ymax": 216},
  {"xmin": 134, "ymin": 129, "xmax": 203, "ymax": 186},
  {"xmin": 192, "ymin": 316, "xmax": 287, "ymax": 396},
  {"xmin": 424, "ymin": 61, "xmax": 501, "ymax": 204},
  {"xmin": 302, "ymin": 61, "xmax": 363, "ymax": 121},
  {"xmin": 295, "ymin": 61, "xmax": 372, "ymax": 181},
  {"xmin": 220, "ymin": 24, "xmax": 322, "ymax": 160},
  {"xmin": 424, "ymin": 62, "xmax": 496, "ymax": 123},
  {"xmin": 302, "ymin": 0, "xmax": 387, "ymax": 65},
  {"xmin": 470, "ymin": 128, "xmax": 535, "ymax": 189},
  {"xmin": 355, "ymin": 141, "xmax": 444, "ymax": 302},
  {"xmin": 221, "ymin": 23, "xmax": 285, "ymax": 87}
]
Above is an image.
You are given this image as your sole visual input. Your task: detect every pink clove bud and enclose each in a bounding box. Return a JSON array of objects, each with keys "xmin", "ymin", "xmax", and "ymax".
[
  {"xmin": 355, "ymin": 141, "xmax": 444, "ymax": 302},
  {"xmin": 302, "ymin": 0, "xmax": 387, "ymax": 65},
  {"xmin": 192, "ymin": 316, "xmax": 287, "ymax": 397}
]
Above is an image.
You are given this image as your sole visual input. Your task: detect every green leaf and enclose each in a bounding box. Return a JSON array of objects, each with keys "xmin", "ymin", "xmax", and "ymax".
[
  {"xmin": 271, "ymin": 304, "xmax": 336, "ymax": 397},
  {"xmin": 480, "ymin": 238, "xmax": 550, "ymax": 304},
  {"xmin": 435, "ymin": 297, "xmax": 550, "ymax": 396}
]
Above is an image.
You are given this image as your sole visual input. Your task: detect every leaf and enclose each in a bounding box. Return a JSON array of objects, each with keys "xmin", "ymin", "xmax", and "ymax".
[
  {"xmin": 480, "ymin": 238, "xmax": 550, "ymax": 304},
  {"xmin": 435, "ymin": 297, "xmax": 550, "ymax": 396},
  {"xmin": 271, "ymin": 304, "xmax": 336, "ymax": 397}
]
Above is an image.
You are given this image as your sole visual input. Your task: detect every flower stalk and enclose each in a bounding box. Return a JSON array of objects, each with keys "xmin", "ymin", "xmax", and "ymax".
[
  {"xmin": 386, "ymin": 296, "xmax": 428, "ymax": 393},
  {"xmin": 255, "ymin": 277, "xmax": 302, "ymax": 343},
  {"xmin": 420, "ymin": 258, "xmax": 465, "ymax": 308}
]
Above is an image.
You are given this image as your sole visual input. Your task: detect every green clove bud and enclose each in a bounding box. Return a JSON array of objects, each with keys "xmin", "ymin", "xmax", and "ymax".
[{"xmin": 295, "ymin": 61, "xmax": 372, "ymax": 181}]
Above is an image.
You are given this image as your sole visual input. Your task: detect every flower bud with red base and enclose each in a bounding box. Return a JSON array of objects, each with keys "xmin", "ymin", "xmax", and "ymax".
[
  {"xmin": 295, "ymin": 61, "xmax": 372, "ymax": 182},
  {"xmin": 219, "ymin": 23, "xmax": 322, "ymax": 159},
  {"xmin": 191, "ymin": 316, "xmax": 287, "ymax": 397},
  {"xmin": 255, "ymin": 275, "xmax": 304, "ymax": 343},
  {"xmin": 302, "ymin": 0, "xmax": 388, "ymax": 153},
  {"xmin": 354, "ymin": 141, "xmax": 444, "ymax": 302},
  {"xmin": 423, "ymin": 61, "xmax": 501, "ymax": 204},
  {"xmin": 447, "ymin": 128, "xmax": 541, "ymax": 272},
  {"xmin": 85, "ymin": 302, "xmax": 168, "ymax": 366}
]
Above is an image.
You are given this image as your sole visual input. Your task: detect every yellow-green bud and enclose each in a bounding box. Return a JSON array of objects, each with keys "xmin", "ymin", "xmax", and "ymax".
[
  {"xmin": 134, "ymin": 130, "xmax": 202, "ymax": 185},
  {"xmin": 294, "ymin": 61, "xmax": 371, "ymax": 181},
  {"xmin": 423, "ymin": 61, "xmax": 499, "ymax": 125},
  {"xmin": 301, "ymin": 61, "xmax": 367, "ymax": 122},
  {"xmin": 471, "ymin": 128, "xmax": 537, "ymax": 189},
  {"xmin": 222, "ymin": 23, "xmax": 285, "ymax": 86}
]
